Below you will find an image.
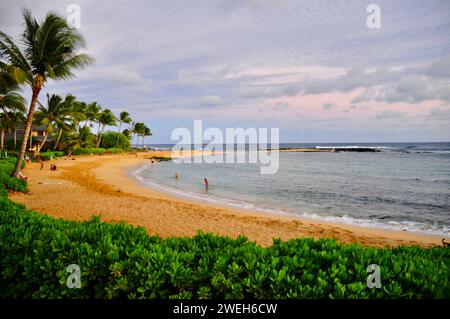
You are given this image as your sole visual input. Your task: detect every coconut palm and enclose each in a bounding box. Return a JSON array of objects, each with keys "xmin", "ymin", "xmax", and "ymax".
[
  {"xmin": 142, "ymin": 125, "xmax": 152, "ymax": 148},
  {"xmin": 122, "ymin": 128, "xmax": 131, "ymax": 139},
  {"xmin": 95, "ymin": 108, "xmax": 117, "ymax": 148},
  {"xmin": 8, "ymin": 111, "xmax": 26, "ymax": 150},
  {"xmin": 0, "ymin": 9, "xmax": 93, "ymax": 177},
  {"xmin": 67, "ymin": 99, "xmax": 87, "ymax": 131},
  {"xmin": 83, "ymin": 102, "xmax": 101, "ymax": 130},
  {"xmin": 63, "ymin": 126, "xmax": 95, "ymax": 156},
  {"xmin": 0, "ymin": 82, "xmax": 26, "ymax": 116},
  {"xmin": 115, "ymin": 111, "xmax": 132, "ymax": 148},
  {"xmin": 131, "ymin": 122, "xmax": 145, "ymax": 148},
  {"xmin": 34, "ymin": 93, "xmax": 72, "ymax": 153},
  {"xmin": 0, "ymin": 112, "xmax": 9, "ymax": 150},
  {"xmin": 0, "ymin": 72, "xmax": 26, "ymax": 150}
]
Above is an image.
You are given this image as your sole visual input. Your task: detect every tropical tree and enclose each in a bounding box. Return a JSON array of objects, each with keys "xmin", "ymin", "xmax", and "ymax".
[
  {"xmin": 66, "ymin": 99, "xmax": 86, "ymax": 131},
  {"xmin": 115, "ymin": 111, "xmax": 132, "ymax": 148},
  {"xmin": 0, "ymin": 112, "xmax": 8, "ymax": 150},
  {"xmin": 95, "ymin": 109, "xmax": 116, "ymax": 148},
  {"xmin": 0, "ymin": 77, "xmax": 26, "ymax": 115},
  {"xmin": 142, "ymin": 125, "xmax": 152, "ymax": 148},
  {"xmin": 83, "ymin": 102, "xmax": 101, "ymax": 130},
  {"xmin": 0, "ymin": 71, "xmax": 26, "ymax": 150},
  {"xmin": 131, "ymin": 122, "xmax": 145, "ymax": 148},
  {"xmin": 0, "ymin": 9, "xmax": 93, "ymax": 177},
  {"xmin": 122, "ymin": 128, "xmax": 131, "ymax": 139},
  {"xmin": 34, "ymin": 93, "xmax": 72, "ymax": 153},
  {"xmin": 63, "ymin": 126, "xmax": 95, "ymax": 155},
  {"xmin": 8, "ymin": 111, "xmax": 26, "ymax": 150}
]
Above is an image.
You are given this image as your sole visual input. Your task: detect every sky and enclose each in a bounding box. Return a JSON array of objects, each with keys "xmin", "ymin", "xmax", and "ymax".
[{"xmin": 1, "ymin": 0, "xmax": 450, "ymax": 143}]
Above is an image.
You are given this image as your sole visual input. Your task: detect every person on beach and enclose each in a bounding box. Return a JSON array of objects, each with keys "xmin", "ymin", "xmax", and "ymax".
[
  {"xmin": 203, "ymin": 178, "xmax": 209, "ymax": 189},
  {"xmin": 25, "ymin": 155, "xmax": 30, "ymax": 163},
  {"xmin": 37, "ymin": 156, "xmax": 44, "ymax": 171}
]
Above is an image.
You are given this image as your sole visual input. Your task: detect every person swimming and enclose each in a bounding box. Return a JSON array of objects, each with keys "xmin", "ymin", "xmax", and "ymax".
[{"xmin": 175, "ymin": 172, "xmax": 180, "ymax": 180}]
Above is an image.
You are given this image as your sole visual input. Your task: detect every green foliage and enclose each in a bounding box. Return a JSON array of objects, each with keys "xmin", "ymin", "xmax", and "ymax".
[
  {"xmin": 100, "ymin": 132, "xmax": 130, "ymax": 150},
  {"xmin": 71, "ymin": 148, "xmax": 106, "ymax": 155},
  {"xmin": 39, "ymin": 151, "xmax": 65, "ymax": 161},
  {"xmin": 105, "ymin": 148, "xmax": 125, "ymax": 154},
  {"xmin": 0, "ymin": 200, "xmax": 448, "ymax": 298},
  {"xmin": 0, "ymin": 158, "xmax": 28, "ymax": 195}
]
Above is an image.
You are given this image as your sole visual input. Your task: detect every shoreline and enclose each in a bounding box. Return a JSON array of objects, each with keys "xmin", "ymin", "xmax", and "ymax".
[
  {"xmin": 129, "ymin": 162, "xmax": 447, "ymax": 238},
  {"xmin": 10, "ymin": 151, "xmax": 447, "ymax": 248}
]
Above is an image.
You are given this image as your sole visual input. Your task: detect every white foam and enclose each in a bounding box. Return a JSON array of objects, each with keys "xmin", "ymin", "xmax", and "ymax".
[{"xmin": 315, "ymin": 145, "xmax": 392, "ymax": 150}]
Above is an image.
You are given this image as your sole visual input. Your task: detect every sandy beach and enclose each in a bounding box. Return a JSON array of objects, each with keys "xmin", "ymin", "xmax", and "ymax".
[{"xmin": 9, "ymin": 151, "xmax": 446, "ymax": 248}]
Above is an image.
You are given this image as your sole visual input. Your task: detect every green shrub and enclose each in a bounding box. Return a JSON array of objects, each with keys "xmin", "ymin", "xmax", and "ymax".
[
  {"xmin": 0, "ymin": 158, "xmax": 28, "ymax": 195},
  {"xmin": 100, "ymin": 131, "xmax": 131, "ymax": 150},
  {"xmin": 105, "ymin": 148, "xmax": 124, "ymax": 154},
  {"xmin": 0, "ymin": 204, "xmax": 448, "ymax": 298},
  {"xmin": 39, "ymin": 151, "xmax": 65, "ymax": 161},
  {"xmin": 71, "ymin": 148, "xmax": 106, "ymax": 155}
]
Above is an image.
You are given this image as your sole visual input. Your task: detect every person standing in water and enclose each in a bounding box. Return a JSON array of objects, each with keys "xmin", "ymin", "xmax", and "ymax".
[
  {"xmin": 175, "ymin": 172, "xmax": 180, "ymax": 180},
  {"xmin": 203, "ymin": 178, "xmax": 209, "ymax": 190}
]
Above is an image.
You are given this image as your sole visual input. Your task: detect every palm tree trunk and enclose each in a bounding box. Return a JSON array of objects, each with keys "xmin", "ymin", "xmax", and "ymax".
[
  {"xmin": 115, "ymin": 121, "xmax": 122, "ymax": 148},
  {"xmin": 96, "ymin": 125, "xmax": 104, "ymax": 148},
  {"xmin": 36, "ymin": 131, "xmax": 49, "ymax": 154},
  {"xmin": 12, "ymin": 85, "xmax": 41, "ymax": 178},
  {"xmin": 29, "ymin": 129, "xmax": 33, "ymax": 150},
  {"xmin": 96, "ymin": 122, "xmax": 102, "ymax": 147},
  {"xmin": 54, "ymin": 129, "xmax": 63, "ymax": 150},
  {"xmin": 14, "ymin": 128, "xmax": 17, "ymax": 150},
  {"xmin": 0, "ymin": 129, "xmax": 4, "ymax": 150}
]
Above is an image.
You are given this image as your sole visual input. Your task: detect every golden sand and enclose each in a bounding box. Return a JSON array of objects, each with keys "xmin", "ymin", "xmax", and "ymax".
[{"xmin": 9, "ymin": 151, "xmax": 447, "ymax": 248}]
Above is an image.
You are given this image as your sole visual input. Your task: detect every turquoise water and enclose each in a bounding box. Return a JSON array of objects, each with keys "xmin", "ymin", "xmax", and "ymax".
[{"xmin": 133, "ymin": 144, "xmax": 450, "ymax": 236}]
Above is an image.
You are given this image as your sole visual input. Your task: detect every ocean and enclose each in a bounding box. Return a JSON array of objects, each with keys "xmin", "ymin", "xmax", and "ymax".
[{"xmin": 133, "ymin": 142, "xmax": 450, "ymax": 237}]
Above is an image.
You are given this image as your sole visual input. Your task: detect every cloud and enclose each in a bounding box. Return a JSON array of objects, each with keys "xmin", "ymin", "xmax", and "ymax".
[
  {"xmin": 321, "ymin": 103, "xmax": 336, "ymax": 110},
  {"xmin": 428, "ymin": 108, "xmax": 450, "ymax": 120},
  {"xmin": 376, "ymin": 75, "xmax": 450, "ymax": 104},
  {"xmin": 199, "ymin": 95, "xmax": 224, "ymax": 106},
  {"xmin": 259, "ymin": 102, "xmax": 289, "ymax": 112},
  {"xmin": 1, "ymin": 0, "xmax": 450, "ymax": 142},
  {"xmin": 374, "ymin": 110, "xmax": 405, "ymax": 120}
]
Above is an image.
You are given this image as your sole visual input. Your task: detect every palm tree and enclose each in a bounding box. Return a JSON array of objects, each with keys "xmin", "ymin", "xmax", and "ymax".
[
  {"xmin": 83, "ymin": 102, "xmax": 101, "ymax": 130},
  {"xmin": 122, "ymin": 128, "xmax": 131, "ymax": 139},
  {"xmin": 54, "ymin": 95, "xmax": 79, "ymax": 150},
  {"xmin": 34, "ymin": 93, "xmax": 72, "ymax": 153},
  {"xmin": 0, "ymin": 71, "xmax": 26, "ymax": 150},
  {"xmin": 95, "ymin": 109, "xmax": 117, "ymax": 148},
  {"xmin": 115, "ymin": 111, "xmax": 132, "ymax": 148},
  {"xmin": 131, "ymin": 122, "xmax": 145, "ymax": 148},
  {"xmin": 0, "ymin": 9, "xmax": 93, "ymax": 177},
  {"xmin": 0, "ymin": 80, "xmax": 26, "ymax": 115},
  {"xmin": 9, "ymin": 111, "xmax": 26, "ymax": 150},
  {"xmin": 0, "ymin": 112, "xmax": 9, "ymax": 150},
  {"xmin": 67, "ymin": 99, "xmax": 87, "ymax": 132},
  {"xmin": 142, "ymin": 125, "xmax": 152, "ymax": 148},
  {"xmin": 63, "ymin": 126, "xmax": 95, "ymax": 156}
]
